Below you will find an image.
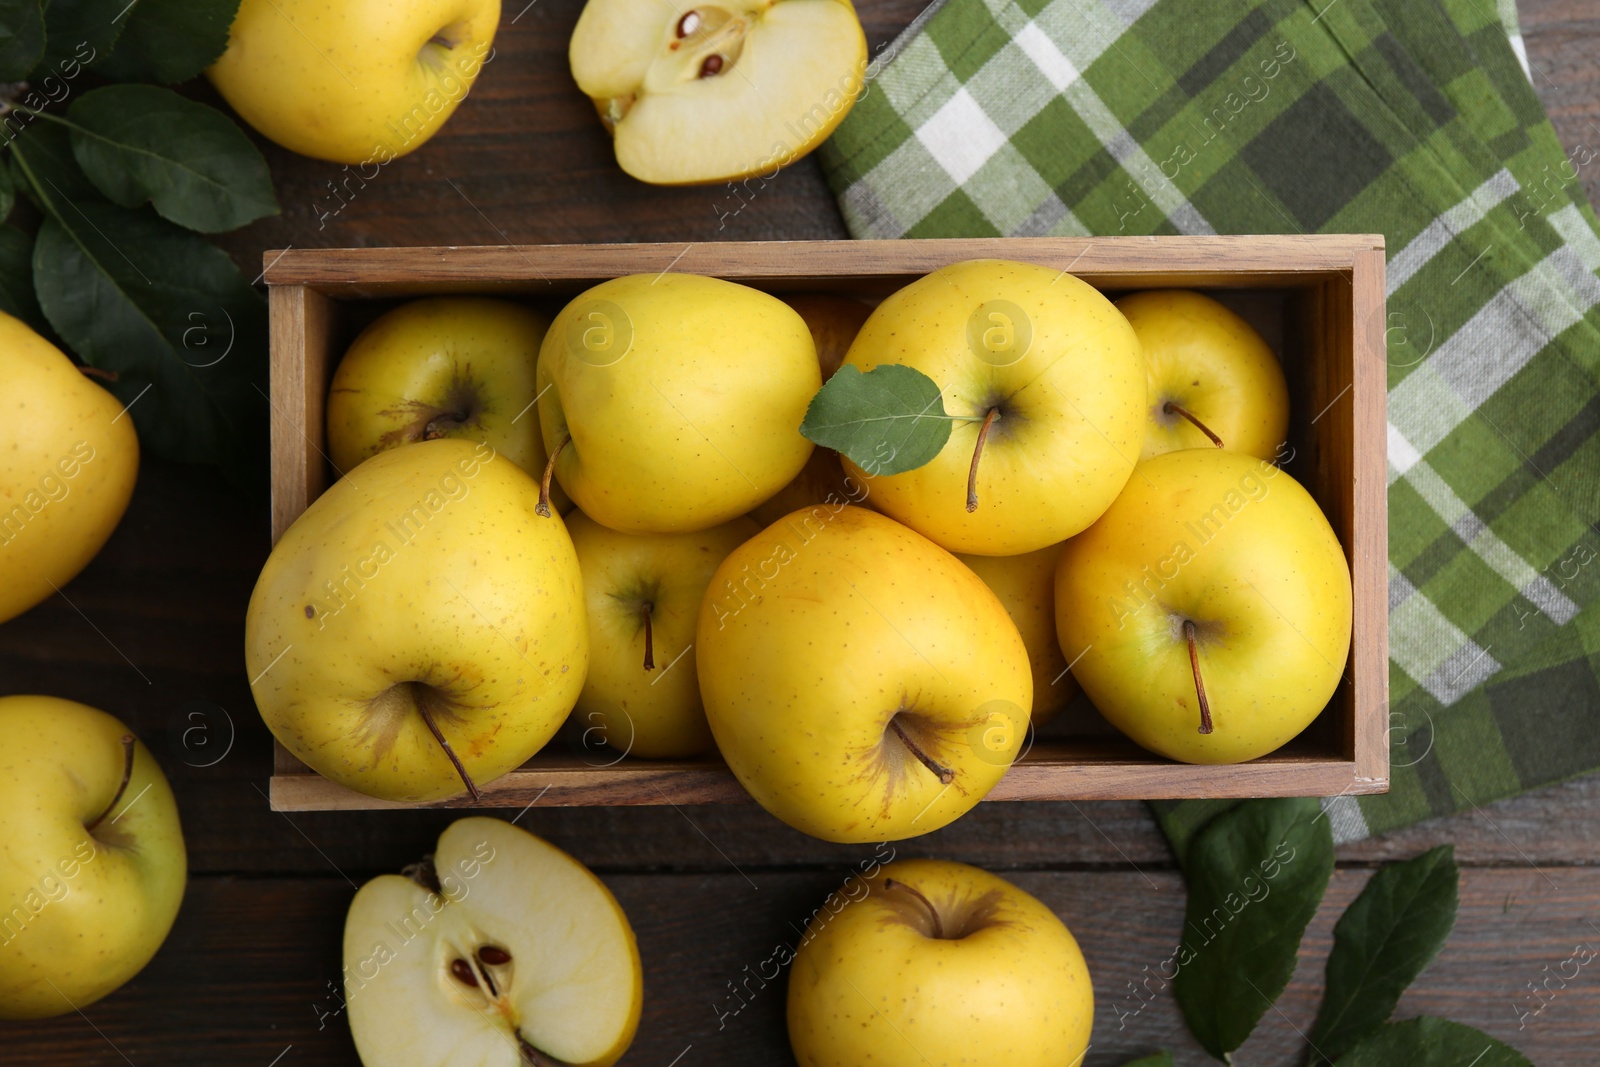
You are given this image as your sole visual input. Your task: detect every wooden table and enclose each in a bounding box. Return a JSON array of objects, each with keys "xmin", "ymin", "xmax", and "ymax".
[{"xmin": 4, "ymin": 1, "xmax": 1598, "ymax": 1062}]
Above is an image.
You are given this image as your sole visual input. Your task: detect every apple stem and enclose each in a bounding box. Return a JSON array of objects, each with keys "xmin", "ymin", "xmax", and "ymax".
[
  {"xmin": 1164, "ymin": 401, "xmax": 1224, "ymax": 448},
  {"xmin": 966, "ymin": 407, "xmax": 999, "ymax": 513},
  {"xmin": 417, "ymin": 701, "xmax": 482, "ymax": 801},
  {"xmin": 536, "ymin": 435, "xmax": 570, "ymax": 518},
  {"xmin": 882, "ymin": 878, "xmax": 944, "ymax": 939},
  {"xmin": 78, "ymin": 364, "xmax": 120, "ymax": 384},
  {"xmin": 642, "ymin": 604, "xmax": 655, "ymax": 671},
  {"xmin": 423, "ymin": 411, "xmax": 469, "ymax": 440},
  {"xmin": 86, "ymin": 734, "xmax": 137, "ymax": 832},
  {"xmin": 1184, "ymin": 619, "xmax": 1215, "ymax": 735},
  {"xmin": 889, "ymin": 717, "xmax": 955, "ymax": 784}
]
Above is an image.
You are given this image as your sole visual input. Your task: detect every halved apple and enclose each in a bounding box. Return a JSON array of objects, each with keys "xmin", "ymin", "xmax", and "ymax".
[
  {"xmin": 344, "ymin": 817, "xmax": 642, "ymax": 1067},
  {"xmin": 569, "ymin": 0, "xmax": 868, "ymax": 184}
]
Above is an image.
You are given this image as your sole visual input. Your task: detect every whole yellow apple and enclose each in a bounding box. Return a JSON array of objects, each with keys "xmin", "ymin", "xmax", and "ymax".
[
  {"xmin": 209, "ymin": 0, "xmax": 500, "ymax": 164},
  {"xmin": 537, "ymin": 273, "xmax": 820, "ymax": 533},
  {"xmin": 1055, "ymin": 449, "xmax": 1352, "ymax": 763},
  {"xmin": 0, "ymin": 696, "xmax": 185, "ymax": 1019},
  {"xmin": 344, "ymin": 817, "xmax": 641, "ymax": 1067},
  {"xmin": 787, "ymin": 858, "xmax": 1093, "ymax": 1067},
  {"xmin": 956, "ymin": 544, "xmax": 1078, "ymax": 726},
  {"xmin": 0, "ymin": 311, "xmax": 138, "ymax": 624},
  {"xmin": 840, "ymin": 259, "xmax": 1146, "ymax": 555},
  {"xmin": 568, "ymin": 509, "xmax": 757, "ymax": 759},
  {"xmin": 245, "ymin": 438, "xmax": 587, "ymax": 802},
  {"xmin": 326, "ymin": 297, "xmax": 558, "ymax": 489},
  {"xmin": 1118, "ymin": 289, "xmax": 1289, "ymax": 461},
  {"xmin": 697, "ymin": 505, "xmax": 1031, "ymax": 842}
]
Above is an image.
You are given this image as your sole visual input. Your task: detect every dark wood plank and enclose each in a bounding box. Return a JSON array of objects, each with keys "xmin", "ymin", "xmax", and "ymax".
[{"xmin": 3, "ymin": 868, "xmax": 1593, "ymax": 1065}]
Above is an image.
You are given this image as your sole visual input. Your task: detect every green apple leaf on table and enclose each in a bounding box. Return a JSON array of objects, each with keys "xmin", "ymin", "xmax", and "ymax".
[
  {"xmin": 1309, "ymin": 845, "xmax": 1460, "ymax": 1064},
  {"xmin": 63, "ymin": 84, "xmax": 276, "ymax": 232},
  {"xmin": 94, "ymin": 0, "xmax": 240, "ymax": 84},
  {"xmin": 800, "ymin": 363, "xmax": 964, "ymax": 476},
  {"xmin": 1333, "ymin": 1016, "xmax": 1533, "ymax": 1066},
  {"xmin": 0, "ymin": 0, "xmax": 45, "ymax": 81},
  {"xmin": 1172, "ymin": 797, "xmax": 1336, "ymax": 1061}
]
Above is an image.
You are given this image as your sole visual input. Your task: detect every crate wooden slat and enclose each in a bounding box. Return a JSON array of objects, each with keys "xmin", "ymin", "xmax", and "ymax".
[{"xmin": 262, "ymin": 235, "xmax": 1388, "ymax": 811}]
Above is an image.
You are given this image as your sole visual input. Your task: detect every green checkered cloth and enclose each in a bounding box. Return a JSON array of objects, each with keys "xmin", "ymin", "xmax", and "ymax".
[{"xmin": 819, "ymin": 0, "xmax": 1600, "ymax": 848}]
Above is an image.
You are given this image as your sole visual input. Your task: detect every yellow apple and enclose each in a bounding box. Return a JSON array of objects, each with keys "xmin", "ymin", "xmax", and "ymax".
[
  {"xmin": 0, "ymin": 696, "xmax": 185, "ymax": 1019},
  {"xmin": 1117, "ymin": 289, "xmax": 1289, "ymax": 461},
  {"xmin": 955, "ymin": 544, "xmax": 1078, "ymax": 726},
  {"xmin": 245, "ymin": 438, "xmax": 587, "ymax": 802},
  {"xmin": 344, "ymin": 817, "xmax": 641, "ymax": 1067},
  {"xmin": 325, "ymin": 297, "xmax": 565, "ymax": 509},
  {"xmin": 697, "ymin": 505, "xmax": 1031, "ymax": 842},
  {"xmin": 569, "ymin": 0, "xmax": 867, "ymax": 184},
  {"xmin": 840, "ymin": 259, "xmax": 1147, "ymax": 555},
  {"xmin": 1055, "ymin": 449, "xmax": 1352, "ymax": 763},
  {"xmin": 788, "ymin": 858, "xmax": 1093, "ymax": 1067},
  {"xmin": 0, "ymin": 312, "xmax": 138, "ymax": 625},
  {"xmin": 209, "ymin": 0, "xmax": 500, "ymax": 164},
  {"xmin": 537, "ymin": 273, "xmax": 820, "ymax": 533},
  {"xmin": 568, "ymin": 509, "xmax": 757, "ymax": 758}
]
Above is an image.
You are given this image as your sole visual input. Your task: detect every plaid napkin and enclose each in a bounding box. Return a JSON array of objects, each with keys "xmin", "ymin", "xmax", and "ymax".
[{"xmin": 819, "ymin": 0, "xmax": 1600, "ymax": 848}]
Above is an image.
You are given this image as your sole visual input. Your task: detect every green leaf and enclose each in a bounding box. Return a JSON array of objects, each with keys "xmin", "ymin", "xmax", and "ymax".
[
  {"xmin": 11, "ymin": 124, "xmax": 266, "ymax": 481},
  {"xmin": 1172, "ymin": 797, "xmax": 1335, "ymax": 1061},
  {"xmin": 32, "ymin": 0, "xmax": 128, "ymax": 78},
  {"xmin": 1333, "ymin": 1017, "xmax": 1533, "ymax": 1067},
  {"xmin": 97, "ymin": 0, "xmax": 239, "ymax": 84},
  {"xmin": 0, "ymin": 224, "xmax": 46, "ymax": 331},
  {"xmin": 66, "ymin": 85, "xmax": 277, "ymax": 233},
  {"xmin": 0, "ymin": 162, "xmax": 13, "ymax": 223},
  {"xmin": 1310, "ymin": 846, "xmax": 1459, "ymax": 1064},
  {"xmin": 1118, "ymin": 1053, "xmax": 1174, "ymax": 1067},
  {"xmin": 799, "ymin": 364, "xmax": 956, "ymax": 476},
  {"xmin": 0, "ymin": 0, "xmax": 45, "ymax": 80}
]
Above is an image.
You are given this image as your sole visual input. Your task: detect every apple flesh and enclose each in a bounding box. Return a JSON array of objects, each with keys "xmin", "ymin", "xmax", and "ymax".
[
  {"xmin": 696, "ymin": 505, "xmax": 1031, "ymax": 842},
  {"xmin": 1055, "ymin": 449, "xmax": 1352, "ymax": 763},
  {"xmin": 787, "ymin": 858, "xmax": 1093, "ymax": 1067},
  {"xmin": 1117, "ymin": 289, "xmax": 1290, "ymax": 461},
  {"xmin": 569, "ymin": 0, "xmax": 868, "ymax": 184},
  {"xmin": 327, "ymin": 297, "xmax": 561, "ymax": 500},
  {"xmin": 344, "ymin": 817, "xmax": 641, "ymax": 1067},
  {"xmin": 0, "ymin": 696, "xmax": 185, "ymax": 1019},
  {"xmin": 245, "ymin": 438, "xmax": 587, "ymax": 802},
  {"xmin": 568, "ymin": 509, "xmax": 758, "ymax": 758},
  {"xmin": 955, "ymin": 544, "xmax": 1078, "ymax": 726}
]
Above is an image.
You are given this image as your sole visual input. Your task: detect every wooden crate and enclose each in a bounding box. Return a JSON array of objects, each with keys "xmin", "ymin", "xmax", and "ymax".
[{"xmin": 261, "ymin": 235, "xmax": 1388, "ymax": 811}]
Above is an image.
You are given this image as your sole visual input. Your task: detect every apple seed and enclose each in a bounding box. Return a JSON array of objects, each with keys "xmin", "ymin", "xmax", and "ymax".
[
  {"xmin": 676, "ymin": 10, "xmax": 701, "ymax": 37},
  {"xmin": 698, "ymin": 54, "xmax": 725, "ymax": 77},
  {"xmin": 478, "ymin": 945, "xmax": 512, "ymax": 965},
  {"xmin": 449, "ymin": 958, "xmax": 479, "ymax": 987}
]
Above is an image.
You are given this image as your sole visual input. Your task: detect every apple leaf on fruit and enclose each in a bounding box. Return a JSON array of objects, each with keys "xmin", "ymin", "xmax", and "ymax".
[
  {"xmin": 1172, "ymin": 797, "xmax": 1335, "ymax": 1061},
  {"xmin": 1309, "ymin": 845, "xmax": 1459, "ymax": 1064},
  {"xmin": 0, "ymin": 0, "xmax": 45, "ymax": 81},
  {"xmin": 800, "ymin": 363, "xmax": 955, "ymax": 476},
  {"xmin": 1332, "ymin": 1017, "xmax": 1533, "ymax": 1067},
  {"xmin": 14, "ymin": 123, "xmax": 266, "ymax": 483},
  {"xmin": 95, "ymin": 0, "xmax": 240, "ymax": 84},
  {"xmin": 0, "ymin": 225, "xmax": 46, "ymax": 331},
  {"xmin": 65, "ymin": 85, "xmax": 278, "ymax": 233},
  {"xmin": 1118, "ymin": 1053, "xmax": 1174, "ymax": 1067}
]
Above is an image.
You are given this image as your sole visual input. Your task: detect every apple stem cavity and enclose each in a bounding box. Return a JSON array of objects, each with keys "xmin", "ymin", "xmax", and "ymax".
[
  {"xmin": 414, "ymin": 691, "xmax": 482, "ymax": 801},
  {"xmin": 1183, "ymin": 619, "xmax": 1215, "ymax": 735},
  {"xmin": 889, "ymin": 716, "xmax": 955, "ymax": 784},
  {"xmin": 537, "ymin": 434, "xmax": 571, "ymax": 518},
  {"xmin": 641, "ymin": 604, "xmax": 655, "ymax": 671},
  {"xmin": 86, "ymin": 733, "xmax": 137, "ymax": 832},
  {"xmin": 1164, "ymin": 401, "xmax": 1224, "ymax": 448},
  {"xmin": 883, "ymin": 878, "xmax": 945, "ymax": 939},
  {"xmin": 965, "ymin": 407, "xmax": 999, "ymax": 513}
]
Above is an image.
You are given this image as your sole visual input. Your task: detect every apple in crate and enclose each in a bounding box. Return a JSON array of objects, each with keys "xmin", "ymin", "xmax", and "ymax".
[
  {"xmin": 568, "ymin": 510, "xmax": 759, "ymax": 758},
  {"xmin": 326, "ymin": 297, "xmax": 561, "ymax": 498},
  {"xmin": 0, "ymin": 696, "xmax": 185, "ymax": 1018},
  {"xmin": 245, "ymin": 438, "xmax": 587, "ymax": 802},
  {"xmin": 787, "ymin": 858, "xmax": 1093, "ymax": 1067},
  {"xmin": 344, "ymin": 817, "xmax": 641, "ymax": 1067},
  {"xmin": 536, "ymin": 273, "xmax": 820, "ymax": 533},
  {"xmin": 1055, "ymin": 449, "xmax": 1352, "ymax": 763},
  {"xmin": 838, "ymin": 259, "xmax": 1147, "ymax": 555},
  {"xmin": 569, "ymin": 0, "xmax": 867, "ymax": 184},
  {"xmin": 1118, "ymin": 289, "xmax": 1290, "ymax": 461},
  {"xmin": 697, "ymin": 506, "xmax": 1031, "ymax": 842},
  {"xmin": 955, "ymin": 544, "xmax": 1077, "ymax": 727}
]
